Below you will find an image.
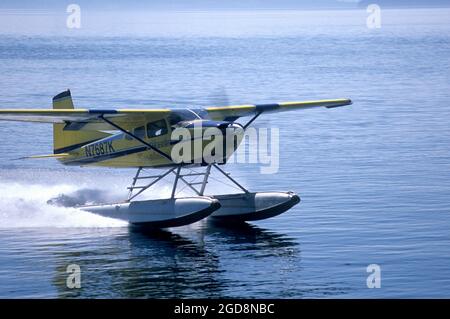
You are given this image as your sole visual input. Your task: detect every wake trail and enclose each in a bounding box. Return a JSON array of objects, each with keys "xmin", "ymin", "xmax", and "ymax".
[{"xmin": 0, "ymin": 182, "xmax": 127, "ymax": 228}]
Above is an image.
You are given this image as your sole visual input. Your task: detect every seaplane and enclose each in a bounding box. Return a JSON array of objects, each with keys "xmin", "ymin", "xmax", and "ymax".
[{"xmin": 0, "ymin": 90, "xmax": 351, "ymax": 227}]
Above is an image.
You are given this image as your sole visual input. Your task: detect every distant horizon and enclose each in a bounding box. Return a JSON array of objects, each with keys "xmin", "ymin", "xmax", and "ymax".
[
  {"xmin": 1, "ymin": 7, "xmax": 450, "ymax": 14},
  {"xmin": 1, "ymin": 0, "xmax": 450, "ymax": 11}
]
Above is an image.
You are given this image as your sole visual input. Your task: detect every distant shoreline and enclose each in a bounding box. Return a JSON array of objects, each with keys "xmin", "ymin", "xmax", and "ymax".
[{"xmin": 0, "ymin": 6, "xmax": 450, "ymax": 13}]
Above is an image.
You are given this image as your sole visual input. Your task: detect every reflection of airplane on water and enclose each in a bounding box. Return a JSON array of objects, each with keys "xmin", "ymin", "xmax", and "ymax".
[{"xmin": 51, "ymin": 224, "xmax": 300, "ymax": 298}]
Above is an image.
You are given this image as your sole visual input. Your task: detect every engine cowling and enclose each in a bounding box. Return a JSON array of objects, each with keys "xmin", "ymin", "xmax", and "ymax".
[{"xmin": 170, "ymin": 119, "xmax": 244, "ymax": 165}]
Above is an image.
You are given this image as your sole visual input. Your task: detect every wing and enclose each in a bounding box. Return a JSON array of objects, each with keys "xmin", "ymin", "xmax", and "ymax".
[
  {"xmin": 0, "ymin": 98, "xmax": 351, "ymax": 128},
  {"xmin": 0, "ymin": 109, "xmax": 171, "ymax": 130},
  {"xmin": 204, "ymin": 98, "xmax": 352, "ymax": 121}
]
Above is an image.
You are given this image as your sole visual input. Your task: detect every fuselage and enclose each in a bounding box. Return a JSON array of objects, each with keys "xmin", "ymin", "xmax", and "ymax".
[{"xmin": 58, "ymin": 109, "xmax": 245, "ymax": 168}]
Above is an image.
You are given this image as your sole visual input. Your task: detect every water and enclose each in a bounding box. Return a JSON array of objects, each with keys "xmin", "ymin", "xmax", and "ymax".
[{"xmin": 1, "ymin": 8, "xmax": 450, "ymax": 298}]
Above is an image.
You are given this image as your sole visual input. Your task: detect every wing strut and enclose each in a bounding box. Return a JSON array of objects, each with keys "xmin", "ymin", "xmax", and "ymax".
[
  {"xmin": 99, "ymin": 115, "xmax": 173, "ymax": 162},
  {"xmin": 243, "ymin": 111, "xmax": 262, "ymax": 129}
]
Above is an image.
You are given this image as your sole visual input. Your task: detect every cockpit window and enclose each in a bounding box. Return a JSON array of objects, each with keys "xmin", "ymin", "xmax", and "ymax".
[
  {"xmin": 168, "ymin": 113, "xmax": 184, "ymax": 126},
  {"xmin": 168, "ymin": 110, "xmax": 201, "ymax": 127},
  {"xmin": 147, "ymin": 119, "xmax": 168, "ymax": 138}
]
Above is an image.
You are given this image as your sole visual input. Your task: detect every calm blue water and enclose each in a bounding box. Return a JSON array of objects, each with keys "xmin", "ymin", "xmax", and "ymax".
[{"xmin": 1, "ymin": 8, "xmax": 450, "ymax": 298}]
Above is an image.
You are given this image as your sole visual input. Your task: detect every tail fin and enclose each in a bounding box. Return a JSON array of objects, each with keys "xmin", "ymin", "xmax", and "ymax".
[
  {"xmin": 53, "ymin": 90, "xmax": 108, "ymax": 154},
  {"xmin": 53, "ymin": 89, "xmax": 74, "ymax": 110}
]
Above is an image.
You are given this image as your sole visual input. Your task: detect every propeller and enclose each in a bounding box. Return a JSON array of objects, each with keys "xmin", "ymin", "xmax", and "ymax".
[{"xmin": 205, "ymin": 86, "xmax": 230, "ymax": 107}]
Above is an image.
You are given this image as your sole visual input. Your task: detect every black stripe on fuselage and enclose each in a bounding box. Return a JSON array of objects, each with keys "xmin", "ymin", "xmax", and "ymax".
[{"xmin": 54, "ymin": 138, "xmax": 103, "ymax": 154}]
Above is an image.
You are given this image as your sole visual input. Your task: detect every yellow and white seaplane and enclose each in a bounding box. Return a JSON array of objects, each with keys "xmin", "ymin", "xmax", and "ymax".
[{"xmin": 0, "ymin": 90, "xmax": 351, "ymax": 227}]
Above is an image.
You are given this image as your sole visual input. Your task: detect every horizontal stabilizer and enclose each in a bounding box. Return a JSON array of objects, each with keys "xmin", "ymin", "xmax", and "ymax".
[{"xmin": 15, "ymin": 153, "xmax": 69, "ymax": 160}]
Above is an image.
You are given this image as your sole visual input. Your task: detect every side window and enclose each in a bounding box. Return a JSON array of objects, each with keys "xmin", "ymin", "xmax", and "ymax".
[
  {"xmin": 147, "ymin": 119, "xmax": 168, "ymax": 138},
  {"xmin": 134, "ymin": 126, "xmax": 145, "ymax": 139}
]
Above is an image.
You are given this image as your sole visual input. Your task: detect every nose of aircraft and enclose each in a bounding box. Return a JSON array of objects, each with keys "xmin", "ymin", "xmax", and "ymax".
[
  {"xmin": 223, "ymin": 122, "xmax": 244, "ymax": 138},
  {"xmin": 223, "ymin": 122, "xmax": 245, "ymax": 153}
]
